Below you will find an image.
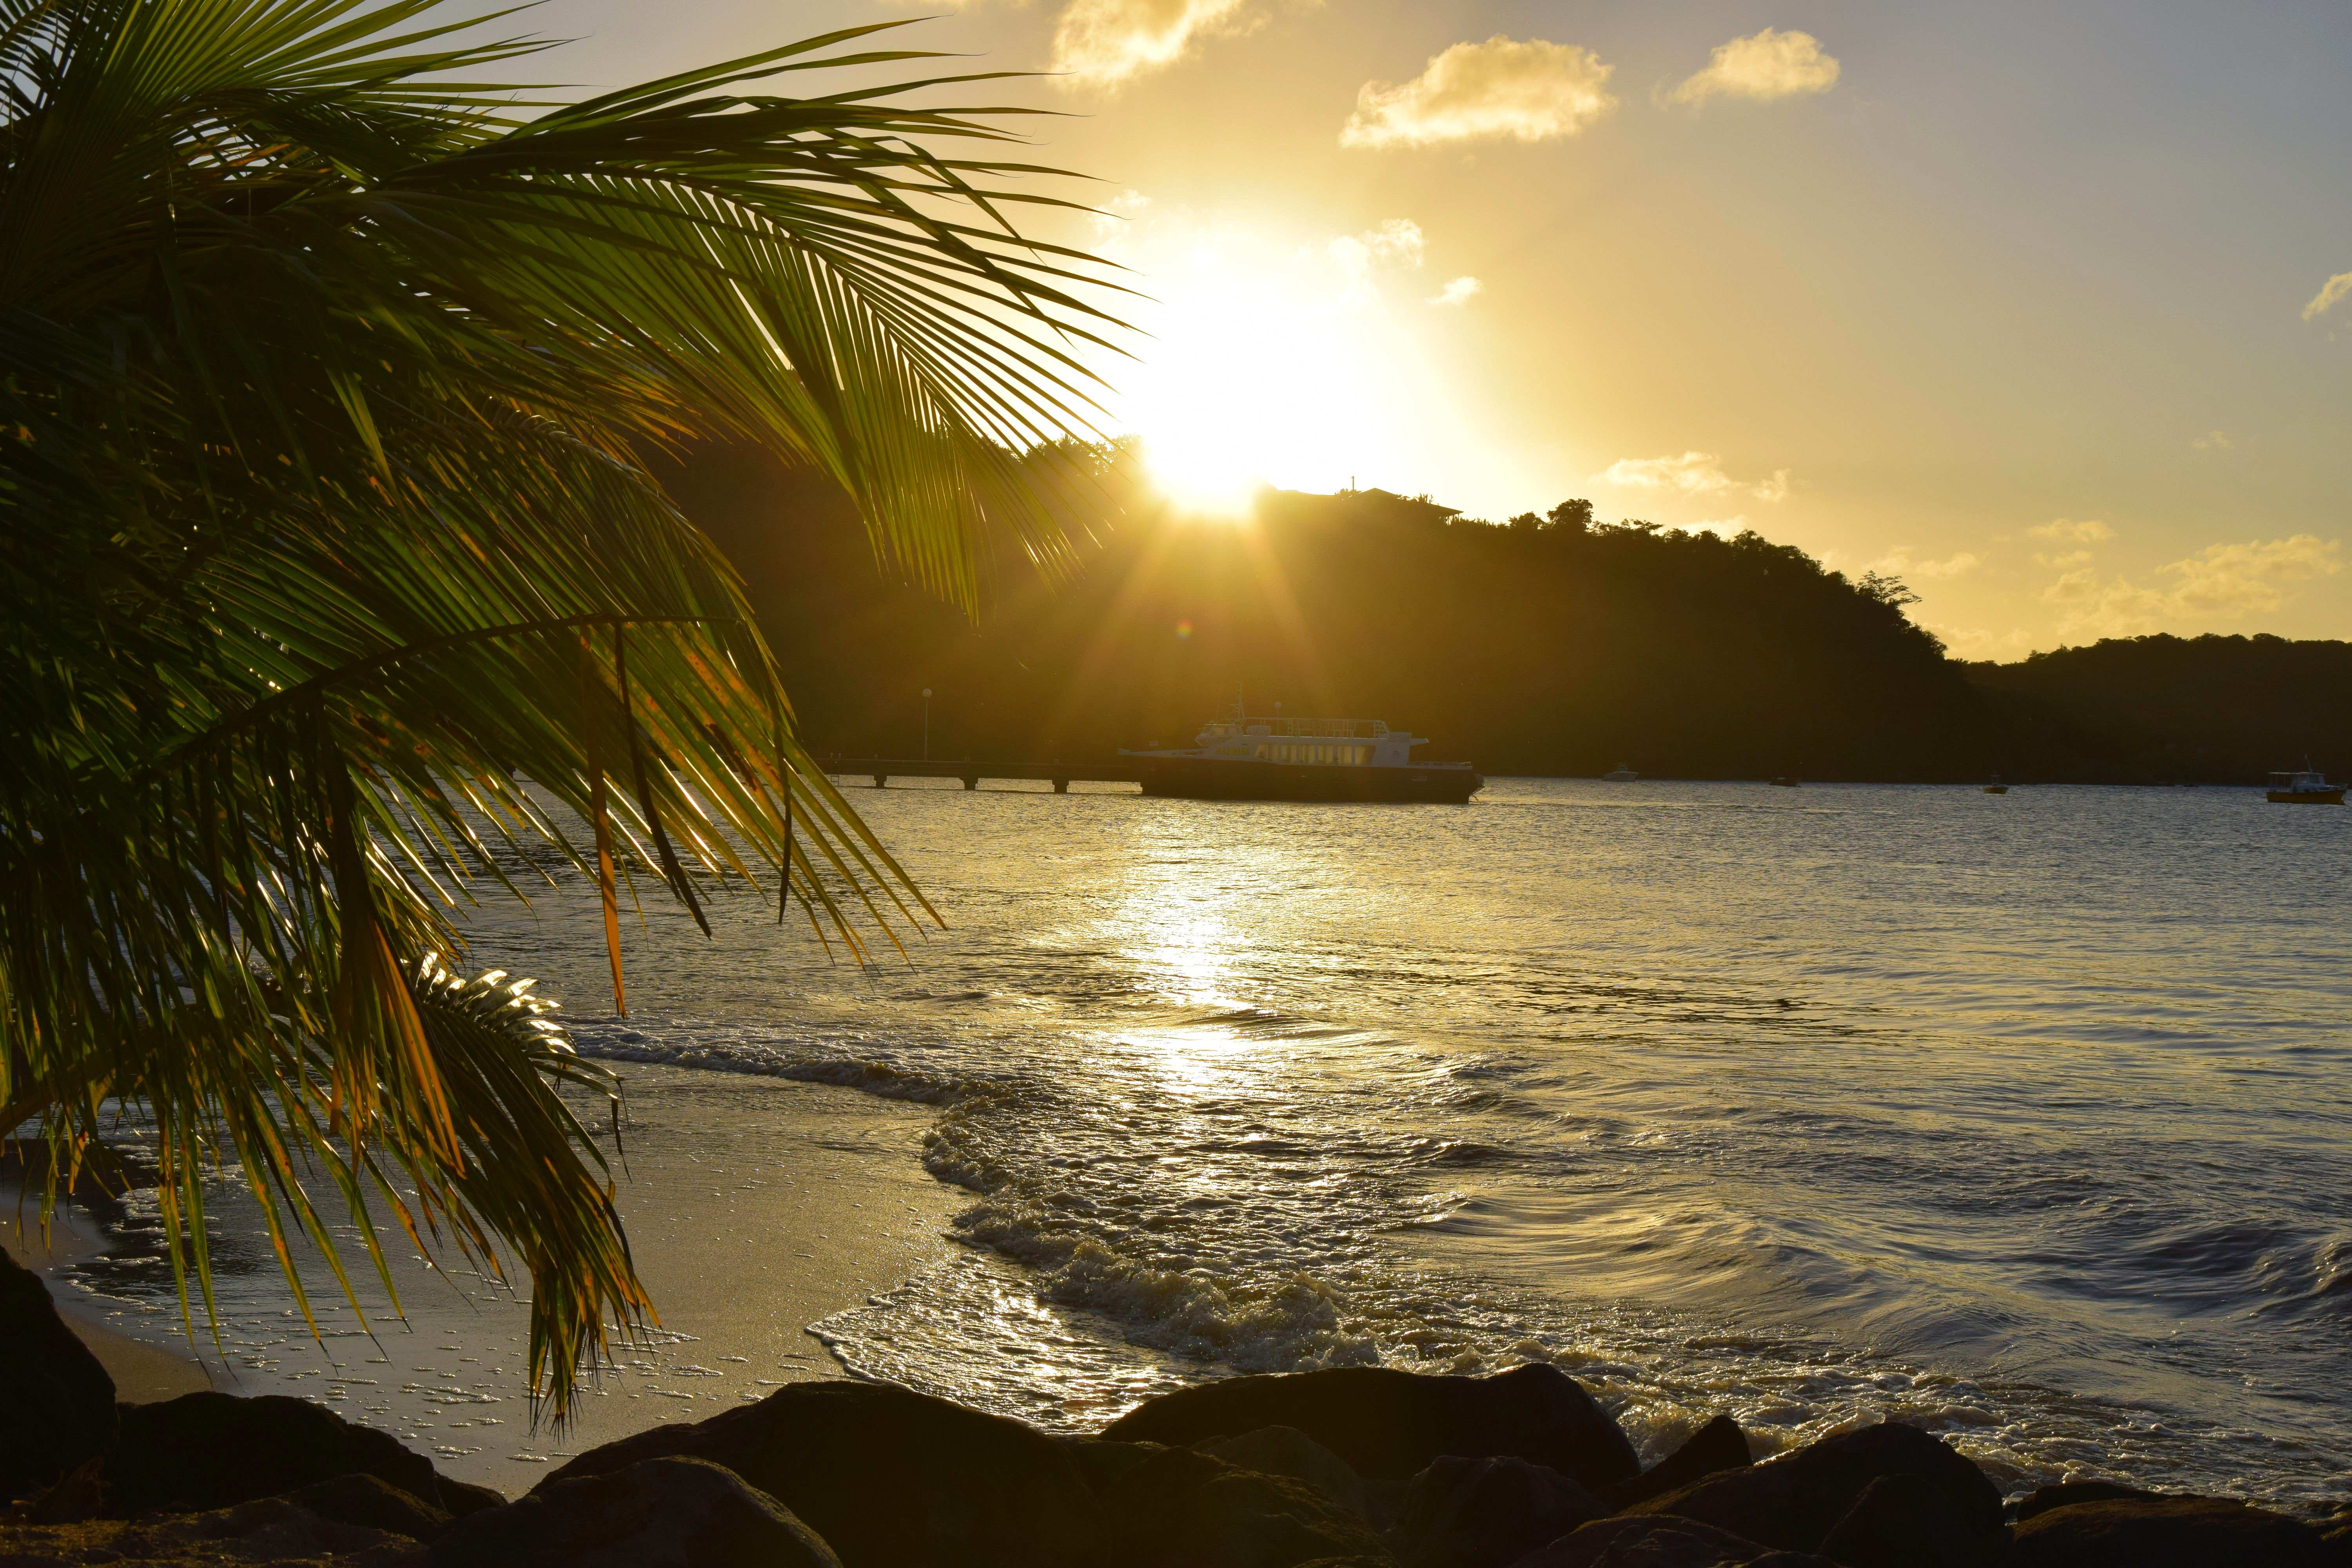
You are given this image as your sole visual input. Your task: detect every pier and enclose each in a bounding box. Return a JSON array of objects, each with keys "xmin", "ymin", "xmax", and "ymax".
[{"xmin": 818, "ymin": 757, "xmax": 1142, "ymax": 793}]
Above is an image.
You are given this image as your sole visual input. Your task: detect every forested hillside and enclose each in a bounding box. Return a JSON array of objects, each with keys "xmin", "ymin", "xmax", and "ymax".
[{"xmin": 666, "ymin": 442, "xmax": 2345, "ymax": 782}]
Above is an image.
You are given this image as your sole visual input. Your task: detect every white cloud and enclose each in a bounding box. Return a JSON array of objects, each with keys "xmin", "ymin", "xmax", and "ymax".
[
  {"xmin": 1670, "ymin": 28, "xmax": 1840, "ymax": 106},
  {"xmin": 1342, "ymin": 36, "xmax": 1617, "ymax": 150},
  {"xmin": 2027, "ymin": 517, "xmax": 2114, "ymax": 544},
  {"xmin": 1870, "ymin": 548, "xmax": 1980, "ymax": 582},
  {"xmin": 1430, "ymin": 276, "xmax": 1483, "ymax": 307},
  {"xmin": 1051, "ymin": 0, "xmax": 1277, "ymax": 87},
  {"xmin": 1597, "ymin": 451, "xmax": 1790, "ymax": 501},
  {"xmin": 1328, "ymin": 218, "xmax": 1425, "ymax": 279},
  {"xmin": 2192, "ymin": 430, "xmax": 2232, "ymax": 452},
  {"xmin": 2302, "ymin": 270, "xmax": 2352, "ymax": 322},
  {"xmin": 2045, "ymin": 534, "xmax": 2341, "ymax": 637}
]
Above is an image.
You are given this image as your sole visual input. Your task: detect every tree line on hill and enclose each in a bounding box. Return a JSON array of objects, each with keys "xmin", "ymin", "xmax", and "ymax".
[{"xmin": 665, "ymin": 441, "xmax": 2348, "ymax": 784}]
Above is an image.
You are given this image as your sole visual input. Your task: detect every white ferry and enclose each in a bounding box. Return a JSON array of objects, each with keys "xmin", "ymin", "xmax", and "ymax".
[
  {"xmin": 2267, "ymin": 767, "xmax": 2344, "ymax": 805},
  {"xmin": 1122, "ymin": 712, "xmax": 1482, "ymax": 802}
]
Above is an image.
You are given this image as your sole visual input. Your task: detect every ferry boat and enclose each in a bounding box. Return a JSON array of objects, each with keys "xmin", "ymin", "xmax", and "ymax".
[
  {"xmin": 2266, "ymin": 767, "xmax": 2344, "ymax": 805},
  {"xmin": 1602, "ymin": 764, "xmax": 1639, "ymax": 782},
  {"xmin": 1122, "ymin": 713, "xmax": 1482, "ymax": 802}
]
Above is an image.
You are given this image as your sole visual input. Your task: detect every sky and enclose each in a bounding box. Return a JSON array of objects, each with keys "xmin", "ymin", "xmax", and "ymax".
[{"xmin": 517, "ymin": 0, "xmax": 2352, "ymax": 659}]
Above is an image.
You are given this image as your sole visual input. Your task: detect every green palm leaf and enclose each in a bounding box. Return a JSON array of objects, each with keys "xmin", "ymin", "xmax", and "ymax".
[{"xmin": 0, "ymin": 0, "xmax": 1127, "ymax": 1419}]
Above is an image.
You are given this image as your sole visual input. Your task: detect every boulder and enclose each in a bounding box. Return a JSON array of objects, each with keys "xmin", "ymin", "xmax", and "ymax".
[
  {"xmin": 286, "ymin": 1473, "xmax": 455, "ymax": 1541},
  {"xmin": 0, "ymin": 1243, "xmax": 118, "ymax": 1498},
  {"xmin": 1395, "ymin": 1454, "xmax": 1602, "ymax": 1568},
  {"xmin": 1506, "ymin": 1514, "xmax": 1838, "ymax": 1566},
  {"xmin": 2007, "ymin": 1494, "xmax": 2336, "ymax": 1567},
  {"xmin": 1623, "ymin": 1422, "xmax": 1999, "ymax": 1555},
  {"xmin": 1092, "ymin": 1443, "xmax": 1393, "ymax": 1568},
  {"xmin": 0, "ymin": 1495, "xmax": 426, "ymax": 1566},
  {"xmin": 1815, "ymin": 1473, "xmax": 2004, "ymax": 1568},
  {"xmin": 104, "ymin": 1390, "xmax": 464, "ymax": 1517},
  {"xmin": 1203, "ymin": 1426, "xmax": 1374, "ymax": 1520},
  {"xmin": 1102, "ymin": 1365, "xmax": 1642, "ymax": 1495},
  {"xmin": 433, "ymin": 1455, "xmax": 840, "ymax": 1568},
  {"xmin": 535, "ymin": 1379, "xmax": 1099, "ymax": 1568},
  {"xmin": 2012, "ymin": 1477, "xmax": 2156, "ymax": 1521},
  {"xmin": 1614, "ymin": 1418, "xmax": 1752, "ymax": 1510}
]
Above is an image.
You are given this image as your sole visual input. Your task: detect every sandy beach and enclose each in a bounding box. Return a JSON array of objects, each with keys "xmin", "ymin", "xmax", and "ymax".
[{"xmin": 25, "ymin": 1064, "xmax": 963, "ymax": 1495}]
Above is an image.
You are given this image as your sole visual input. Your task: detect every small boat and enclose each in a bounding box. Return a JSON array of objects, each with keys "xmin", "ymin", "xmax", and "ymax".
[
  {"xmin": 2267, "ymin": 767, "xmax": 2344, "ymax": 805},
  {"xmin": 1121, "ymin": 710, "xmax": 1481, "ymax": 802},
  {"xmin": 1769, "ymin": 777, "xmax": 1800, "ymax": 788},
  {"xmin": 1602, "ymin": 764, "xmax": 1639, "ymax": 782},
  {"xmin": 1984, "ymin": 774, "xmax": 2009, "ymax": 795}
]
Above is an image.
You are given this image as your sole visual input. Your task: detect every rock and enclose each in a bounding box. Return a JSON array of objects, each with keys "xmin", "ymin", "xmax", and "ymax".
[
  {"xmin": 2007, "ymin": 1494, "xmax": 2336, "ymax": 1566},
  {"xmin": 104, "ymin": 1390, "xmax": 463, "ymax": 1517},
  {"xmin": 1615, "ymin": 1418, "xmax": 1752, "ymax": 1510},
  {"xmin": 433, "ymin": 1455, "xmax": 840, "ymax": 1568},
  {"xmin": 2012, "ymin": 1477, "xmax": 2156, "ymax": 1521},
  {"xmin": 1102, "ymin": 1365, "xmax": 1642, "ymax": 1495},
  {"xmin": 1395, "ymin": 1454, "xmax": 1602, "ymax": 1568},
  {"xmin": 1624, "ymin": 1422, "xmax": 1999, "ymax": 1555},
  {"xmin": 287, "ymin": 1473, "xmax": 455, "ymax": 1541},
  {"xmin": 1203, "ymin": 1426, "xmax": 1374, "ymax": 1520},
  {"xmin": 0, "ymin": 1495, "xmax": 426, "ymax": 1566},
  {"xmin": 535, "ymin": 1379, "xmax": 1099, "ymax": 1568},
  {"xmin": 0, "ymin": 1243, "xmax": 118, "ymax": 1498},
  {"xmin": 1093, "ymin": 1443, "xmax": 1393, "ymax": 1568},
  {"xmin": 25, "ymin": 1458, "xmax": 105, "ymax": 1524},
  {"xmin": 436, "ymin": 1476, "xmax": 506, "ymax": 1517},
  {"xmin": 1815, "ymin": 1473, "xmax": 2004, "ymax": 1568},
  {"xmin": 1506, "ymin": 1514, "xmax": 1837, "ymax": 1566}
]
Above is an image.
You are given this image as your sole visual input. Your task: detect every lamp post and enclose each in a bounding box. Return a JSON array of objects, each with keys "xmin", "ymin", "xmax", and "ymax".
[{"xmin": 922, "ymin": 688, "xmax": 932, "ymax": 761}]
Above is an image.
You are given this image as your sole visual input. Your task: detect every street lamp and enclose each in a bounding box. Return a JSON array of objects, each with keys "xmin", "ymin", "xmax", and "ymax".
[{"xmin": 922, "ymin": 688, "xmax": 932, "ymax": 760}]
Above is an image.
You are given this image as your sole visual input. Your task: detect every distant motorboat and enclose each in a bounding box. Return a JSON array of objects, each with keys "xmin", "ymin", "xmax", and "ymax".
[
  {"xmin": 1769, "ymin": 776, "xmax": 1800, "ymax": 788},
  {"xmin": 1984, "ymin": 773, "xmax": 2009, "ymax": 795},
  {"xmin": 1602, "ymin": 764, "xmax": 1639, "ymax": 782},
  {"xmin": 2267, "ymin": 767, "xmax": 2343, "ymax": 805}
]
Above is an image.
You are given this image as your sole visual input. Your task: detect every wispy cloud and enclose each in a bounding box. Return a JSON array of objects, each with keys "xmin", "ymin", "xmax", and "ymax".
[
  {"xmin": 1051, "ymin": 0, "xmax": 1285, "ymax": 87},
  {"xmin": 2045, "ymin": 534, "xmax": 2341, "ymax": 637},
  {"xmin": 2303, "ymin": 270, "xmax": 2352, "ymax": 322},
  {"xmin": 2192, "ymin": 430, "xmax": 2232, "ymax": 452},
  {"xmin": 1597, "ymin": 451, "xmax": 1789, "ymax": 502},
  {"xmin": 1342, "ymin": 36, "xmax": 1617, "ymax": 149},
  {"xmin": 1670, "ymin": 28, "xmax": 1841, "ymax": 106},
  {"xmin": 2028, "ymin": 517, "xmax": 2114, "ymax": 544},
  {"xmin": 1870, "ymin": 548, "xmax": 1980, "ymax": 582},
  {"xmin": 1430, "ymin": 276, "xmax": 1483, "ymax": 307}
]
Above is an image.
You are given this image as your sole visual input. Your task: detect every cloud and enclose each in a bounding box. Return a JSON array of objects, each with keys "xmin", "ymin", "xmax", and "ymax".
[
  {"xmin": 1328, "ymin": 218, "xmax": 1425, "ymax": 279},
  {"xmin": 1430, "ymin": 276, "xmax": 1483, "ymax": 307},
  {"xmin": 2028, "ymin": 517, "xmax": 2114, "ymax": 544},
  {"xmin": 2045, "ymin": 534, "xmax": 2341, "ymax": 637},
  {"xmin": 2303, "ymin": 270, "xmax": 2352, "ymax": 322},
  {"xmin": 2192, "ymin": 430, "xmax": 2232, "ymax": 452},
  {"xmin": 1342, "ymin": 36, "xmax": 1617, "ymax": 149},
  {"xmin": 1870, "ymin": 548, "xmax": 1980, "ymax": 582},
  {"xmin": 1670, "ymin": 28, "xmax": 1840, "ymax": 106},
  {"xmin": 1597, "ymin": 451, "xmax": 1790, "ymax": 501},
  {"xmin": 1051, "ymin": 0, "xmax": 1274, "ymax": 87}
]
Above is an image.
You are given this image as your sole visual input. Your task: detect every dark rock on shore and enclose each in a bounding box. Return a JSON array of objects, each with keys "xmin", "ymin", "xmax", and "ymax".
[
  {"xmin": 0, "ymin": 1495, "xmax": 427, "ymax": 1566},
  {"xmin": 1091, "ymin": 1443, "xmax": 1393, "ymax": 1568},
  {"xmin": 1816, "ymin": 1472, "xmax": 2004, "ymax": 1568},
  {"xmin": 1395, "ymin": 1454, "xmax": 1602, "ymax": 1568},
  {"xmin": 2007, "ymin": 1494, "xmax": 2339, "ymax": 1566},
  {"xmin": 537, "ymin": 1379, "xmax": 1099, "ymax": 1568},
  {"xmin": 286, "ymin": 1474, "xmax": 456, "ymax": 1542},
  {"xmin": 434, "ymin": 1455, "xmax": 841, "ymax": 1568},
  {"xmin": 1508, "ymin": 1514, "xmax": 1837, "ymax": 1566},
  {"xmin": 1613, "ymin": 1417, "xmax": 1751, "ymax": 1510},
  {"xmin": 0, "ymin": 1244, "xmax": 118, "ymax": 1498},
  {"xmin": 103, "ymin": 1390, "xmax": 479, "ymax": 1518},
  {"xmin": 1203, "ymin": 1425, "xmax": 1375, "ymax": 1521},
  {"xmin": 2010, "ymin": 1477, "xmax": 2157, "ymax": 1521},
  {"xmin": 1624, "ymin": 1421, "xmax": 2000, "ymax": 1556},
  {"xmin": 1102, "ymin": 1364, "xmax": 1642, "ymax": 1495}
]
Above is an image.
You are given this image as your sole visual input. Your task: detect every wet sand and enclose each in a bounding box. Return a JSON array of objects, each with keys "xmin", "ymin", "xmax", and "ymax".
[{"xmin": 34, "ymin": 1065, "xmax": 963, "ymax": 1495}]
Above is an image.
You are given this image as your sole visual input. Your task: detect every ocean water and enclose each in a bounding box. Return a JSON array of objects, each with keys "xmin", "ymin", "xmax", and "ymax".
[{"xmin": 60, "ymin": 779, "xmax": 2352, "ymax": 1500}]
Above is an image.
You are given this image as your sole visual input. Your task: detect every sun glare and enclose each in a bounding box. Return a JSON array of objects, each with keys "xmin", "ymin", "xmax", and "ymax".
[{"xmin": 1107, "ymin": 218, "xmax": 1471, "ymax": 519}]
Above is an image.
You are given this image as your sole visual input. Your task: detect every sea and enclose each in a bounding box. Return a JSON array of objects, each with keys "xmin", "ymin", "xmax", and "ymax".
[{"xmin": 53, "ymin": 778, "xmax": 2352, "ymax": 1502}]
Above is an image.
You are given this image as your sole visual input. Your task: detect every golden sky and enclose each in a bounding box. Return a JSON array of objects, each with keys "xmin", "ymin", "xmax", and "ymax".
[{"xmin": 531, "ymin": 1, "xmax": 2352, "ymax": 658}]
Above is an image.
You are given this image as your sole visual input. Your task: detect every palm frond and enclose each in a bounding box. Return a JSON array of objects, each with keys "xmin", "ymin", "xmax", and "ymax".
[{"xmin": 1, "ymin": 0, "xmax": 1127, "ymax": 1421}]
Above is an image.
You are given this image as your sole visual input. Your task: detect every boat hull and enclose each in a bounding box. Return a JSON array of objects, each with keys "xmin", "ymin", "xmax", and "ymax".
[
  {"xmin": 1131, "ymin": 755, "xmax": 1482, "ymax": 803},
  {"xmin": 2267, "ymin": 788, "xmax": 2345, "ymax": 804}
]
